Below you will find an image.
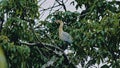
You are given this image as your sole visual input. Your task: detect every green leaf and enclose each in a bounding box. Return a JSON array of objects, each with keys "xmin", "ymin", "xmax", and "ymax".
[{"xmin": 101, "ymin": 64, "xmax": 109, "ymax": 68}]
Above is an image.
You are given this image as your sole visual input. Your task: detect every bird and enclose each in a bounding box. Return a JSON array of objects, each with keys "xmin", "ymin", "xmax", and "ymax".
[{"xmin": 55, "ymin": 20, "xmax": 72, "ymax": 44}]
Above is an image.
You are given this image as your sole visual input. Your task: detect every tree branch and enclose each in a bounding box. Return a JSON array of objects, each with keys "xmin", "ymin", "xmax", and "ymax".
[
  {"xmin": 19, "ymin": 40, "xmax": 76, "ymax": 68},
  {"xmin": 55, "ymin": 0, "xmax": 67, "ymax": 11},
  {"xmin": 20, "ymin": 19, "xmax": 76, "ymax": 67},
  {"xmin": 61, "ymin": 0, "xmax": 67, "ymax": 11},
  {"xmin": 39, "ymin": 4, "xmax": 60, "ymax": 12}
]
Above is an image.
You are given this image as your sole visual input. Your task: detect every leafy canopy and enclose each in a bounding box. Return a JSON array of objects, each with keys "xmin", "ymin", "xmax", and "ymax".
[{"xmin": 0, "ymin": 0, "xmax": 120, "ymax": 68}]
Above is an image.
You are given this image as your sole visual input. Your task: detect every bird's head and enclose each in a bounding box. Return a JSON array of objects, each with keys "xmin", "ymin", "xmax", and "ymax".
[{"xmin": 55, "ymin": 20, "xmax": 63, "ymax": 24}]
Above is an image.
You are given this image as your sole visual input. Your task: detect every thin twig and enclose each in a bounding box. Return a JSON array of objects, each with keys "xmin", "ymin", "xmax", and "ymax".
[
  {"xmin": 39, "ymin": 4, "xmax": 60, "ymax": 12},
  {"xmin": 39, "ymin": 0, "xmax": 47, "ymax": 6},
  {"xmin": 49, "ymin": 1, "xmax": 57, "ymax": 15}
]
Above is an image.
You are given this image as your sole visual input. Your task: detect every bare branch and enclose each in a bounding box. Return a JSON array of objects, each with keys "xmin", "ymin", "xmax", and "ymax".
[
  {"xmin": 55, "ymin": 0, "xmax": 67, "ymax": 11},
  {"xmin": 61, "ymin": 0, "xmax": 67, "ymax": 11},
  {"xmin": 39, "ymin": 4, "xmax": 60, "ymax": 12},
  {"xmin": 38, "ymin": 0, "xmax": 47, "ymax": 6}
]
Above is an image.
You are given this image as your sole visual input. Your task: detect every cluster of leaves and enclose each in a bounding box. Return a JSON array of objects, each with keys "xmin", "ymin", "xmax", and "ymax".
[
  {"xmin": 0, "ymin": 0, "xmax": 49, "ymax": 68},
  {"xmin": 0, "ymin": 0, "xmax": 40, "ymax": 43},
  {"xmin": 0, "ymin": 0, "xmax": 120, "ymax": 68},
  {"xmin": 0, "ymin": 35, "xmax": 30, "ymax": 68},
  {"xmin": 0, "ymin": 0, "xmax": 76, "ymax": 68},
  {"xmin": 46, "ymin": 0, "xmax": 120, "ymax": 68},
  {"xmin": 72, "ymin": 0, "xmax": 120, "ymax": 67}
]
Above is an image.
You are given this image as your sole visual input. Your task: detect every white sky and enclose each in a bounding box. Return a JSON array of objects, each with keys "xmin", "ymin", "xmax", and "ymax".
[
  {"xmin": 39, "ymin": 0, "xmax": 120, "ymax": 20},
  {"xmin": 39, "ymin": 0, "xmax": 84, "ymax": 20}
]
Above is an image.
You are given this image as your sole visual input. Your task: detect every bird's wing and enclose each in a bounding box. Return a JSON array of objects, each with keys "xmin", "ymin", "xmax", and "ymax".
[{"xmin": 61, "ymin": 32, "xmax": 72, "ymax": 43}]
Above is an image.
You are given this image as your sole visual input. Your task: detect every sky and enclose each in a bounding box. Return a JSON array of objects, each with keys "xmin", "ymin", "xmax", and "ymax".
[
  {"xmin": 39, "ymin": 0, "xmax": 85, "ymax": 20},
  {"xmin": 39, "ymin": 0, "xmax": 120, "ymax": 20}
]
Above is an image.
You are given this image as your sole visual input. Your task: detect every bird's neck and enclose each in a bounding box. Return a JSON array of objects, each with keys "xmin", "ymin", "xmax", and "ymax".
[{"xmin": 59, "ymin": 22, "xmax": 63, "ymax": 34}]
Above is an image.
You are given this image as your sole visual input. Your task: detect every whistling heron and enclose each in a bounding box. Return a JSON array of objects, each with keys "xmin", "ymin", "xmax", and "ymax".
[{"xmin": 55, "ymin": 20, "xmax": 72, "ymax": 44}]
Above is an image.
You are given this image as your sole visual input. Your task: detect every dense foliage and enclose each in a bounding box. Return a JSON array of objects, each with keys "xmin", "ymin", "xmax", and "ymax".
[{"xmin": 0, "ymin": 0, "xmax": 120, "ymax": 68}]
